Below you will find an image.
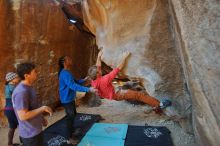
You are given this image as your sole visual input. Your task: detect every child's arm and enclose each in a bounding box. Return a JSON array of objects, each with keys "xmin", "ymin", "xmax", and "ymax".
[
  {"xmin": 117, "ymin": 51, "xmax": 130, "ymax": 70},
  {"xmin": 16, "ymin": 106, "xmax": 53, "ymax": 121}
]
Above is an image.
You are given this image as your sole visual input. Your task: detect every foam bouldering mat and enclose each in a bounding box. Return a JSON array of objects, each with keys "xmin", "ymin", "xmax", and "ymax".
[
  {"xmin": 78, "ymin": 123, "xmax": 128, "ymax": 146},
  {"xmin": 78, "ymin": 136, "xmax": 125, "ymax": 146},
  {"xmin": 85, "ymin": 123, "xmax": 128, "ymax": 139},
  {"xmin": 124, "ymin": 125, "xmax": 173, "ymax": 146},
  {"xmin": 78, "ymin": 124, "xmax": 173, "ymax": 146},
  {"xmin": 44, "ymin": 114, "xmax": 173, "ymax": 146},
  {"xmin": 43, "ymin": 113, "xmax": 102, "ymax": 146}
]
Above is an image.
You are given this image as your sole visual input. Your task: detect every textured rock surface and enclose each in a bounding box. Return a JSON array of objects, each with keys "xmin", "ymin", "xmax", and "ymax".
[
  {"xmin": 82, "ymin": 0, "xmax": 188, "ymax": 117},
  {"xmin": 81, "ymin": 0, "xmax": 220, "ymax": 145},
  {"xmin": 169, "ymin": 0, "xmax": 220, "ymax": 145},
  {"xmin": 0, "ymin": 0, "xmax": 15, "ymax": 126},
  {"xmin": 0, "ymin": 0, "xmax": 97, "ymax": 125}
]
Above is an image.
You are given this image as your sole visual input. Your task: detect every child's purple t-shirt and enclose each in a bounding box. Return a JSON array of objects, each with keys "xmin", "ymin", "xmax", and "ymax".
[{"xmin": 12, "ymin": 82, "xmax": 43, "ymax": 138}]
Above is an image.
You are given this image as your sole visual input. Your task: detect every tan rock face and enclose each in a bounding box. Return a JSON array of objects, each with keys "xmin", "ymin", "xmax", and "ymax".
[
  {"xmin": 0, "ymin": 0, "xmax": 15, "ymax": 126},
  {"xmin": 0, "ymin": 0, "xmax": 97, "ymax": 125},
  {"xmin": 82, "ymin": 0, "xmax": 220, "ymax": 145},
  {"xmin": 82, "ymin": 0, "xmax": 187, "ymax": 115}
]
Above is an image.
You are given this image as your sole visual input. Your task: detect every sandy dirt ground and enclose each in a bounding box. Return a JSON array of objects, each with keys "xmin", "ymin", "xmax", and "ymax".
[{"xmin": 0, "ymin": 99, "xmax": 196, "ymax": 146}]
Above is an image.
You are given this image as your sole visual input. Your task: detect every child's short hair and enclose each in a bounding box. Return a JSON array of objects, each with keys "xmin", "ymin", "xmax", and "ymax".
[
  {"xmin": 17, "ymin": 62, "xmax": 35, "ymax": 80},
  {"xmin": 88, "ymin": 65, "xmax": 98, "ymax": 80}
]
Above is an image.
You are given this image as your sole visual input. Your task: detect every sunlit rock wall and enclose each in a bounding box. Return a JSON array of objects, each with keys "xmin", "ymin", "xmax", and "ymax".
[
  {"xmin": 81, "ymin": 0, "xmax": 220, "ymax": 145},
  {"xmin": 82, "ymin": 0, "xmax": 188, "ymax": 116},
  {"xmin": 0, "ymin": 0, "xmax": 96, "ymax": 125}
]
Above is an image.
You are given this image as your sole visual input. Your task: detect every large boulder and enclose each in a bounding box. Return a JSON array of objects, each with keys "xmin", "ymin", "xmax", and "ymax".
[
  {"xmin": 82, "ymin": 0, "xmax": 188, "ymax": 117},
  {"xmin": 81, "ymin": 0, "xmax": 220, "ymax": 145}
]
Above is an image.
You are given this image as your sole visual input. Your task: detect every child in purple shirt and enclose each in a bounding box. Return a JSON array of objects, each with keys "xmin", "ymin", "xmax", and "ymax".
[{"xmin": 12, "ymin": 62, "xmax": 53, "ymax": 146}]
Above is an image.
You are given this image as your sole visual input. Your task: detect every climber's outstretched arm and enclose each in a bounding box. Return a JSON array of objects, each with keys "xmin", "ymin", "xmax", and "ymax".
[
  {"xmin": 96, "ymin": 47, "xmax": 103, "ymax": 67},
  {"xmin": 117, "ymin": 52, "xmax": 130, "ymax": 70}
]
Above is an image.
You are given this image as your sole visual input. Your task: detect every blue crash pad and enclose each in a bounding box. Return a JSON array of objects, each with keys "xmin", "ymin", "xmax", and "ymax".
[
  {"xmin": 85, "ymin": 123, "xmax": 128, "ymax": 139},
  {"xmin": 78, "ymin": 136, "xmax": 125, "ymax": 146},
  {"xmin": 78, "ymin": 123, "xmax": 128, "ymax": 146}
]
